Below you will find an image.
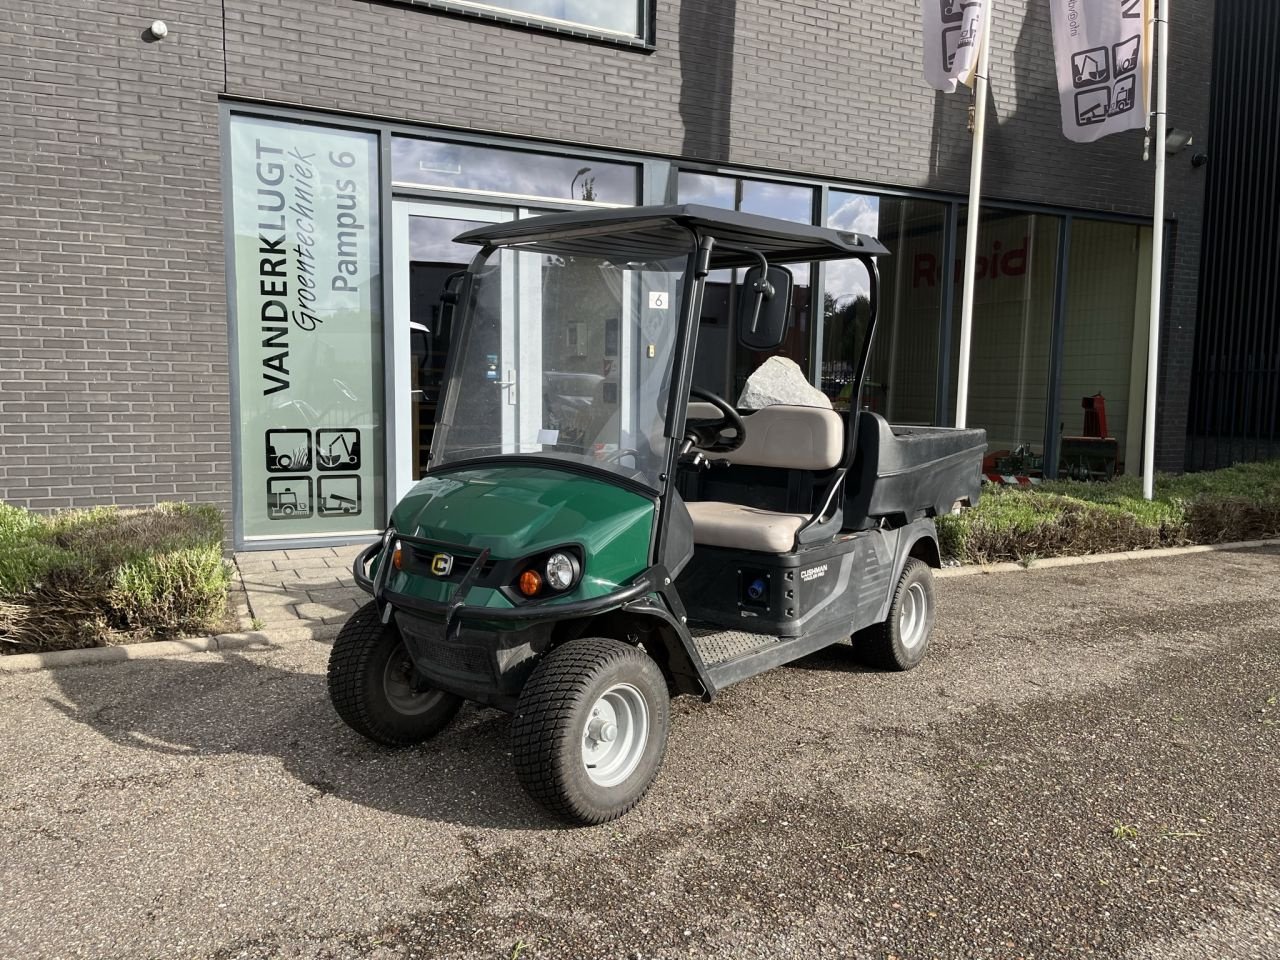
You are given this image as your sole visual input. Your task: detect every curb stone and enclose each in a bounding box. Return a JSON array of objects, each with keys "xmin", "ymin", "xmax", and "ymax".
[
  {"xmin": 935, "ymin": 537, "xmax": 1280, "ymax": 579},
  {"xmin": 0, "ymin": 622, "xmax": 343, "ymax": 675},
  {"xmin": 3, "ymin": 539, "xmax": 1277, "ymax": 673}
]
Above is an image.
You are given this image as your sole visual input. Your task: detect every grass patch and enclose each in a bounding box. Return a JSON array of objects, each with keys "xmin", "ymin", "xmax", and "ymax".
[
  {"xmin": 0, "ymin": 502, "xmax": 231, "ymax": 653},
  {"xmin": 939, "ymin": 460, "xmax": 1280, "ymax": 564}
]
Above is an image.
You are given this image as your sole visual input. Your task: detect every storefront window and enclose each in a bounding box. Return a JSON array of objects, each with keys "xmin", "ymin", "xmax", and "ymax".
[
  {"xmin": 228, "ymin": 115, "xmax": 385, "ymax": 539},
  {"xmin": 677, "ymin": 173, "xmax": 816, "ymax": 223},
  {"xmin": 949, "ymin": 210, "xmax": 1062, "ymax": 474},
  {"xmin": 678, "ymin": 172, "xmax": 815, "ymax": 397},
  {"xmin": 1057, "ymin": 219, "xmax": 1152, "ymax": 478},
  {"xmin": 733, "ymin": 263, "xmax": 813, "ymax": 396},
  {"xmin": 739, "ymin": 179, "xmax": 814, "ymax": 224},
  {"xmin": 221, "ymin": 108, "xmax": 1158, "ymax": 548},
  {"xmin": 392, "ymin": 138, "xmax": 638, "ymax": 206},
  {"xmin": 824, "ymin": 192, "xmax": 948, "ymax": 422},
  {"xmin": 407, "ymin": 213, "xmax": 493, "ymax": 480},
  {"xmin": 677, "ymin": 172, "xmax": 734, "ymax": 209},
  {"xmin": 416, "ymin": 0, "xmax": 646, "ymax": 40}
]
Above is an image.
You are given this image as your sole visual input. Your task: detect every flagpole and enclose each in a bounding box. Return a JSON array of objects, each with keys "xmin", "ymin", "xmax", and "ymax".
[
  {"xmin": 1142, "ymin": 0, "xmax": 1168, "ymax": 500},
  {"xmin": 953, "ymin": 5, "xmax": 993, "ymax": 429}
]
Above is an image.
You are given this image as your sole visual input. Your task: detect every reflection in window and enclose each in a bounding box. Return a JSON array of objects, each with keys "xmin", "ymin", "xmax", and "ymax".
[
  {"xmin": 691, "ymin": 264, "xmax": 815, "ymax": 400},
  {"xmin": 407, "ymin": 215, "xmax": 489, "ymax": 479},
  {"xmin": 678, "ymin": 172, "xmax": 816, "ymax": 397},
  {"xmin": 825, "ymin": 193, "xmax": 949, "ymax": 423},
  {"xmin": 392, "ymin": 137, "xmax": 638, "ymax": 205},
  {"xmin": 734, "ymin": 263, "xmax": 814, "ymax": 398},
  {"xmin": 408, "ymin": 215, "xmax": 483, "ymax": 263},
  {"xmin": 824, "ymin": 192, "xmax": 879, "ymax": 411},
  {"xmin": 677, "ymin": 172, "xmax": 735, "ymax": 209},
  {"xmin": 740, "ymin": 179, "xmax": 814, "ymax": 224},
  {"xmin": 949, "ymin": 210, "xmax": 1062, "ymax": 474},
  {"xmin": 1057, "ymin": 219, "xmax": 1152, "ymax": 478},
  {"xmin": 424, "ymin": 0, "xmax": 644, "ymax": 38},
  {"xmin": 676, "ymin": 172, "xmax": 815, "ymax": 222}
]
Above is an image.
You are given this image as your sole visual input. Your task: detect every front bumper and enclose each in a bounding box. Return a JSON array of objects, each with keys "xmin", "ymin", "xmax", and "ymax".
[{"xmin": 353, "ymin": 532, "xmax": 658, "ymax": 709}]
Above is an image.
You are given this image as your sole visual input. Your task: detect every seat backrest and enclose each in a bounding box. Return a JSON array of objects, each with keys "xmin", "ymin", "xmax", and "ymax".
[{"xmin": 691, "ymin": 403, "xmax": 844, "ymax": 471}]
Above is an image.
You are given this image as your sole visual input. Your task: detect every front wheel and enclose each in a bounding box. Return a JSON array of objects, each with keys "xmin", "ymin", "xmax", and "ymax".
[
  {"xmin": 327, "ymin": 602, "xmax": 463, "ymax": 746},
  {"xmin": 853, "ymin": 558, "xmax": 936, "ymax": 671},
  {"xmin": 512, "ymin": 638, "xmax": 670, "ymax": 825}
]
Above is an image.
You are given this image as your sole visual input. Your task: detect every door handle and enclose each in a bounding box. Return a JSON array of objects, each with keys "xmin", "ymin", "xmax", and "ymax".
[{"xmin": 496, "ymin": 370, "xmax": 517, "ymax": 405}]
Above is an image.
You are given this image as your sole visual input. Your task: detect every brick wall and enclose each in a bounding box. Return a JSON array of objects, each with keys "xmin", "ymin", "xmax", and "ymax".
[
  {"xmin": 222, "ymin": 0, "xmax": 1211, "ymax": 212},
  {"xmin": 0, "ymin": 1, "xmax": 229, "ymax": 512},
  {"xmin": 0, "ymin": 0, "xmax": 1213, "ymax": 518}
]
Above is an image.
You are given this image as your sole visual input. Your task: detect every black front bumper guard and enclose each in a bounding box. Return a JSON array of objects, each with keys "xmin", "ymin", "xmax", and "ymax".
[{"xmin": 353, "ymin": 533, "xmax": 659, "ymax": 634}]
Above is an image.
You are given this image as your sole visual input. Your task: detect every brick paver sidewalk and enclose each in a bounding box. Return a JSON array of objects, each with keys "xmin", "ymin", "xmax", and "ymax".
[{"xmin": 233, "ymin": 543, "xmax": 372, "ymax": 640}]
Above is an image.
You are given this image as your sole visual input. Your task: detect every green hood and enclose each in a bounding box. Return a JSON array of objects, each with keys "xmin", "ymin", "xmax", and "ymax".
[{"xmin": 388, "ymin": 464, "xmax": 655, "ymax": 603}]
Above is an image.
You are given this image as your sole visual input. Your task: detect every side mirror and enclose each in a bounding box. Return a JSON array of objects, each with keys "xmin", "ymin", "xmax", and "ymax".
[{"xmin": 736, "ymin": 265, "xmax": 793, "ymax": 350}]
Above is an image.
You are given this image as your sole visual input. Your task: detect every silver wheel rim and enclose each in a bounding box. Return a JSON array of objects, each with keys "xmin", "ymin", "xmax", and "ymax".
[
  {"xmin": 382, "ymin": 644, "xmax": 445, "ymax": 715},
  {"xmin": 582, "ymin": 683, "xmax": 649, "ymax": 787},
  {"xmin": 899, "ymin": 581, "xmax": 930, "ymax": 651}
]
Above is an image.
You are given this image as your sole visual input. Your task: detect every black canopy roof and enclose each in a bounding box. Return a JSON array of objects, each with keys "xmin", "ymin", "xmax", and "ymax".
[{"xmin": 453, "ymin": 204, "xmax": 889, "ymax": 268}]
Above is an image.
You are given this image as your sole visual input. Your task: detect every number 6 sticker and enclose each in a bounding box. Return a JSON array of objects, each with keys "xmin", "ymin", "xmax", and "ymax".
[{"xmin": 648, "ymin": 291, "xmax": 668, "ymax": 309}]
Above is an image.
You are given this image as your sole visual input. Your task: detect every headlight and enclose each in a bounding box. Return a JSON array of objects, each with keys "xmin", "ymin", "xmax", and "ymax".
[
  {"xmin": 511, "ymin": 548, "xmax": 581, "ymax": 601},
  {"xmin": 545, "ymin": 552, "xmax": 577, "ymax": 591}
]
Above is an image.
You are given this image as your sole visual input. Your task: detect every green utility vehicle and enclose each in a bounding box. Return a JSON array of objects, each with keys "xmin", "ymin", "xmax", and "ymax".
[{"xmin": 328, "ymin": 205, "xmax": 985, "ymax": 824}]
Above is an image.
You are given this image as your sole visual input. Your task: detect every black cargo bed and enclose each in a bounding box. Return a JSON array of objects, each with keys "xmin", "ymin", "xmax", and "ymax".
[{"xmin": 844, "ymin": 413, "xmax": 986, "ymax": 530}]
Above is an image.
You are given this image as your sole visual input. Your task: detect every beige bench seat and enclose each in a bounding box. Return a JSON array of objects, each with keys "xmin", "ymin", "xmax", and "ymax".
[
  {"xmin": 685, "ymin": 501, "xmax": 809, "ymax": 553},
  {"xmin": 684, "ymin": 403, "xmax": 844, "ymax": 554}
]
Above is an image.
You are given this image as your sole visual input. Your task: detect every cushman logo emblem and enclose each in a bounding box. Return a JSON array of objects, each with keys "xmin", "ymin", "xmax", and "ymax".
[
  {"xmin": 800, "ymin": 564, "xmax": 828, "ymax": 583},
  {"xmin": 431, "ymin": 553, "xmax": 454, "ymax": 577}
]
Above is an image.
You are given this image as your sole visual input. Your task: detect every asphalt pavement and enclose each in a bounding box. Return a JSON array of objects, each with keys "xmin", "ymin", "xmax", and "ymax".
[{"xmin": 1, "ymin": 548, "xmax": 1278, "ymax": 960}]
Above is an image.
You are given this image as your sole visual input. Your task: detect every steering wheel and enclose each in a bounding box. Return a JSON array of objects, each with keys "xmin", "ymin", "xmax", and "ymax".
[{"xmin": 684, "ymin": 387, "xmax": 747, "ymax": 454}]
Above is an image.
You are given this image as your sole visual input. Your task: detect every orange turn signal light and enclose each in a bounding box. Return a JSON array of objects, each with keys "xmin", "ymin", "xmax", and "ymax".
[
  {"xmin": 518, "ymin": 569, "xmax": 543, "ymax": 597},
  {"xmin": 392, "ymin": 546, "xmax": 403, "ymax": 570}
]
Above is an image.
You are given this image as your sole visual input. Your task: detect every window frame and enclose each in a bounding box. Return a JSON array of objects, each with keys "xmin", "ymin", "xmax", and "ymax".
[
  {"xmin": 390, "ymin": 134, "xmax": 642, "ymax": 207},
  {"xmin": 385, "ymin": 0, "xmax": 655, "ymax": 49}
]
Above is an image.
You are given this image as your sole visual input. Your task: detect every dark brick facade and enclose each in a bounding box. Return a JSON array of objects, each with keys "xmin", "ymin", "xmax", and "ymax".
[
  {"xmin": 1, "ymin": 0, "xmax": 229, "ymax": 511},
  {"xmin": 0, "ymin": 0, "xmax": 1213, "ymax": 517}
]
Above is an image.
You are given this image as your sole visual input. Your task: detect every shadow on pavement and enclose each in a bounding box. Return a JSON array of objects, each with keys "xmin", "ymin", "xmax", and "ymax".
[
  {"xmin": 44, "ymin": 632, "xmax": 877, "ymax": 831},
  {"xmin": 45, "ymin": 648, "xmax": 563, "ymax": 831}
]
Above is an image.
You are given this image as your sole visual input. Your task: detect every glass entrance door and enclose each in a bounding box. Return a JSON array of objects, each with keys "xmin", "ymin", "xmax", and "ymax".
[{"xmin": 390, "ymin": 200, "xmax": 514, "ymax": 501}]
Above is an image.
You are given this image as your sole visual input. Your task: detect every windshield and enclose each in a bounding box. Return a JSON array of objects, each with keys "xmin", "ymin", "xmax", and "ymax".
[{"xmin": 432, "ymin": 241, "xmax": 693, "ymax": 489}]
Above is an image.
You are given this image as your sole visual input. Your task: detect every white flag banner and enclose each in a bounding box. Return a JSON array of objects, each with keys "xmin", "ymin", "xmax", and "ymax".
[
  {"xmin": 921, "ymin": 0, "xmax": 987, "ymax": 93},
  {"xmin": 1049, "ymin": 0, "xmax": 1153, "ymax": 143}
]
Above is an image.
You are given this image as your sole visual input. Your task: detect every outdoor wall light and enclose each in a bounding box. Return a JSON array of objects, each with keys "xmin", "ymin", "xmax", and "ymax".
[
  {"xmin": 1165, "ymin": 129, "xmax": 1194, "ymax": 154},
  {"xmin": 145, "ymin": 20, "xmax": 169, "ymax": 42}
]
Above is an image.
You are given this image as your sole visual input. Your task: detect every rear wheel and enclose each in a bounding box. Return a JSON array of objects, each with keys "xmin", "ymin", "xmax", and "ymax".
[
  {"xmin": 853, "ymin": 558, "xmax": 935, "ymax": 671},
  {"xmin": 327, "ymin": 601, "xmax": 462, "ymax": 746},
  {"xmin": 512, "ymin": 638, "xmax": 670, "ymax": 825}
]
